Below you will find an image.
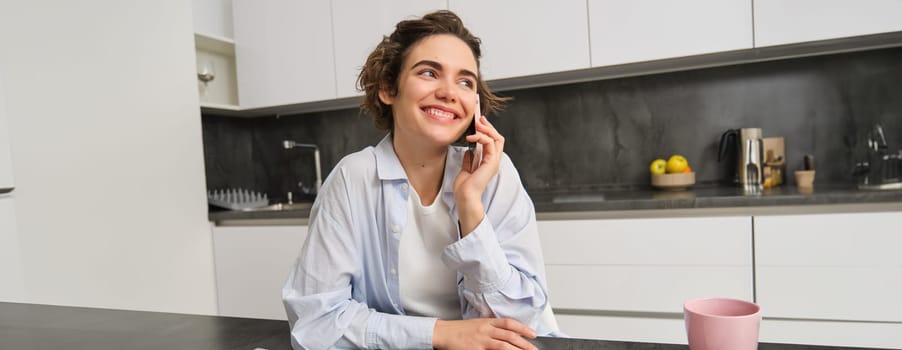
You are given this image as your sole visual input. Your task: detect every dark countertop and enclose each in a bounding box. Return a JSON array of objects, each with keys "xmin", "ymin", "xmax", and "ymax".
[
  {"xmin": 209, "ymin": 182, "xmax": 902, "ymax": 223},
  {"xmin": 0, "ymin": 302, "xmax": 883, "ymax": 350},
  {"xmin": 529, "ymin": 182, "xmax": 902, "ymax": 213}
]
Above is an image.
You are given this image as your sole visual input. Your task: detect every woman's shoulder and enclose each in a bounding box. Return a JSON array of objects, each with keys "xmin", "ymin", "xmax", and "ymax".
[
  {"xmin": 331, "ymin": 146, "xmax": 379, "ymax": 178},
  {"xmin": 497, "ymin": 152, "xmax": 521, "ymax": 181}
]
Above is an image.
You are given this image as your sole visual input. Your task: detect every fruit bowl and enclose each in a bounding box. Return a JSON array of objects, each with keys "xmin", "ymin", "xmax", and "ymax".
[{"xmin": 651, "ymin": 172, "xmax": 695, "ymax": 190}]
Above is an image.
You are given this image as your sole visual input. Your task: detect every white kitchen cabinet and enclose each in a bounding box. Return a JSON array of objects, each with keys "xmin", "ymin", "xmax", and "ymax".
[
  {"xmin": 449, "ymin": 0, "xmax": 590, "ymax": 81},
  {"xmin": 587, "ymin": 0, "xmax": 752, "ymax": 67},
  {"xmin": 192, "ymin": 0, "xmax": 239, "ymax": 108},
  {"xmin": 0, "ymin": 197, "xmax": 24, "ymax": 302},
  {"xmin": 0, "ymin": 72, "xmax": 13, "ymax": 188},
  {"xmin": 0, "ymin": 72, "xmax": 24, "ymax": 303},
  {"xmin": 538, "ymin": 216, "xmax": 753, "ymax": 343},
  {"xmin": 754, "ymin": 211, "xmax": 902, "ymax": 348},
  {"xmin": 754, "ymin": 0, "xmax": 902, "ymax": 47},
  {"xmin": 2, "ymin": 1, "xmax": 217, "ymax": 314},
  {"xmin": 331, "ymin": 1, "xmax": 446, "ymax": 98},
  {"xmin": 192, "ymin": 0, "xmax": 234, "ymax": 40},
  {"xmin": 232, "ymin": 0, "xmax": 335, "ymax": 109},
  {"xmin": 212, "ymin": 224, "xmax": 308, "ymax": 320}
]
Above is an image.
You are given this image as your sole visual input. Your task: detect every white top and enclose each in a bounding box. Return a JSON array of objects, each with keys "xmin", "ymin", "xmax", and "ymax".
[{"xmin": 399, "ymin": 186, "xmax": 462, "ymax": 320}]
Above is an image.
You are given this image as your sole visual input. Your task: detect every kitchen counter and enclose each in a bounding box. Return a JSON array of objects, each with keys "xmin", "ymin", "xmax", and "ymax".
[
  {"xmin": 208, "ymin": 183, "xmax": 902, "ymax": 224},
  {"xmin": 0, "ymin": 302, "xmax": 886, "ymax": 350}
]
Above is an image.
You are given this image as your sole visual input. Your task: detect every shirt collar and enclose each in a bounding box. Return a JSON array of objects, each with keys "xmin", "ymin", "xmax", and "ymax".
[
  {"xmin": 374, "ymin": 134, "xmax": 407, "ymax": 180},
  {"xmin": 374, "ymin": 133, "xmax": 466, "ymax": 195}
]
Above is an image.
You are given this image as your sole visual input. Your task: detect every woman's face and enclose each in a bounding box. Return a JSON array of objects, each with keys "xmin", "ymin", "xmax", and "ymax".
[{"xmin": 380, "ymin": 34, "xmax": 479, "ymax": 148}]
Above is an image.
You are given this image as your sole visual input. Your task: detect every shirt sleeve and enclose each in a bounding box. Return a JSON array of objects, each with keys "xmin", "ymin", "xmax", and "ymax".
[
  {"xmin": 282, "ymin": 166, "xmax": 437, "ymax": 349},
  {"xmin": 441, "ymin": 154, "xmax": 552, "ymax": 334}
]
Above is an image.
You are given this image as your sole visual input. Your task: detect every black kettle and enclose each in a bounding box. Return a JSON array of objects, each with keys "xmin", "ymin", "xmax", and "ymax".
[{"xmin": 719, "ymin": 129, "xmax": 741, "ymax": 184}]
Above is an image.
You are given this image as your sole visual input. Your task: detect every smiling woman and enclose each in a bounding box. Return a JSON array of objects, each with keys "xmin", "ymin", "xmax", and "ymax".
[{"xmin": 281, "ymin": 10, "xmax": 559, "ymax": 350}]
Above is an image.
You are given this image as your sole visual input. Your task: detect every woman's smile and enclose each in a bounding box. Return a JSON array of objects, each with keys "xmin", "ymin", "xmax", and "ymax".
[{"xmin": 422, "ymin": 105, "xmax": 462, "ymax": 123}]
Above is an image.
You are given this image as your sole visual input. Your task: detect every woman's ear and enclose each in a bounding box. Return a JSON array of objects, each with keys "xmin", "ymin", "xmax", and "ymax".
[{"xmin": 378, "ymin": 88, "xmax": 394, "ymax": 106}]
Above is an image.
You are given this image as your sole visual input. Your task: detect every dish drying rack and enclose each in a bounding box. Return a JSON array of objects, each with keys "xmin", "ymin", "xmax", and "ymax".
[{"xmin": 207, "ymin": 188, "xmax": 268, "ymax": 211}]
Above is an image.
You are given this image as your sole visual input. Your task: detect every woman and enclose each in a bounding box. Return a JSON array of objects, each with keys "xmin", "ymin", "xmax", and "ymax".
[{"xmin": 283, "ymin": 10, "xmax": 556, "ymax": 350}]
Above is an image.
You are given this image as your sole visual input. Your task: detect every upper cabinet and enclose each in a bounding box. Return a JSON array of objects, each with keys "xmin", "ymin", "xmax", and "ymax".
[
  {"xmin": 192, "ymin": 0, "xmax": 239, "ymax": 108},
  {"xmin": 332, "ymin": 1, "xmax": 446, "ymax": 98},
  {"xmin": 588, "ymin": 0, "xmax": 753, "ymax": 67},
  {"xmin": 449, "ymin": 0, "xmax": 590, "ymax": 80},
  {"xmin": 754, "ymin": 0, "xmax": 902, "ymax": 47},
  {"xmin": 192, "ymin": 0, "xmax": 234, "ymax": 40},
  {"xmin": 216, "ymin": 1, "xmax": 900, "ymax": 113},
  {"xmin": 233, "ymin": 0, "xmax": 335, "ymax": 109}
]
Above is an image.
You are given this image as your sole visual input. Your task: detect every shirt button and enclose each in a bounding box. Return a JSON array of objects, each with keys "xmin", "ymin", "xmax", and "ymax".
[
  {"xmin": 391, "ymin": 225, "xmax": 400, "ymax": 233},
  {"xmin": 390, "ymin": 268, "xmax": 397, "ymax": 275}
]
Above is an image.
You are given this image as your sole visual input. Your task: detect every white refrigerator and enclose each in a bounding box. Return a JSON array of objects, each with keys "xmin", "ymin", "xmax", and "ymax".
[{"xmin": 0, "ymin": 71, "xmax": 26, "ymax": 301}]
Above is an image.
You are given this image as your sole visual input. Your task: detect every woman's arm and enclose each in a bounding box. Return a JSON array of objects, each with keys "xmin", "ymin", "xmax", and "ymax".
[
  {"xmin": 450, "ymin": 116, "xmax": 551, "ymax": 333},
  {"xmin": 446, "ymin": 154, "xmax": 551, "ymax": 329}
]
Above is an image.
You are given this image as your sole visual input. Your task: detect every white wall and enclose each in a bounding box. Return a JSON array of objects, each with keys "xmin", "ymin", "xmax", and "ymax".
[{"xmin": 0, "ymin": 1, "xmax": 217, "ymax": 314}]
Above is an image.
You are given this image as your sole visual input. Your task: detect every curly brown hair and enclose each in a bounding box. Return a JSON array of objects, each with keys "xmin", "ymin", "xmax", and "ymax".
[{"xmin": 356, "ymin": 10, "xmax": 509, "ymax": 131}]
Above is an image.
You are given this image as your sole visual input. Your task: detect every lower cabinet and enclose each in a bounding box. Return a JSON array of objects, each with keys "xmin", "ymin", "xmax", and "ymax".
[
  {"xmin": 538, "ymin": 216, "xmax": 754, "ymax": 343},
  {"xmin": 212, "ymin": 224, "xmax": 308, "ymax": 320},
  {"xmin": 210, "ymin": 209, "xmax": 902, "ymax": 348},
  {"xmin": 754, "ymin": 211, "xmax": 902, "ymax": 348}
]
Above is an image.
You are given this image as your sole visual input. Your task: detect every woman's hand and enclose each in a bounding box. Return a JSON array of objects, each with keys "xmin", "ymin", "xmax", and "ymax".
[
  {"xmin": 454, "ymin": 115, "xmax": 505, "ymax": 235},
  {"xmin": 433, "ymin": 318, "xmax": 537, "ymax": 350}
]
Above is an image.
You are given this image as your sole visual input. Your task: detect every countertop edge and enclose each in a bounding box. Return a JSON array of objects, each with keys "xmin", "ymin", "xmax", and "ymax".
[{"xmin": 535, "ymin": 202, "xmax": 902, "ymax": 220}]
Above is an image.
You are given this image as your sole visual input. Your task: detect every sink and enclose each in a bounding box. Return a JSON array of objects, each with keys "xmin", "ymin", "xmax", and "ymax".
[
  {"xmin": 858, "ymin": 182, "xmax": 902, "ymax": 190},
  {"xmin": 242, "ymin": 202, "xmax": 313, "ymax": 212}
]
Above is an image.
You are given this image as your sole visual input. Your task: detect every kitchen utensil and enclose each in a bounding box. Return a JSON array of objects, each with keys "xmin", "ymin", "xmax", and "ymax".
[
  {"xmin": 684, "ymin": 297, "xmax": 760, "ymax": 350},
  {"xmin": 795, "ymin": 170, "xmax": 815, "ymax": 189},
  {"xmin": 207, "ymin": 188, "xmax": 268, "ymax": 211}
]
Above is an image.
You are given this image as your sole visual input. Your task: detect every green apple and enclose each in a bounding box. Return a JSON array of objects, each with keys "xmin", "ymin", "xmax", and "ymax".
[{"xmin": 649, "ymin": 159, "xmax": 667, "ymax": 175}]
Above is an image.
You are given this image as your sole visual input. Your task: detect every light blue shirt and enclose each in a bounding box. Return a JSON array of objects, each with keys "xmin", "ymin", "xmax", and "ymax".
[{"xmin": 283, "ymin": 134, "xmax": 554, "ymax": 349}]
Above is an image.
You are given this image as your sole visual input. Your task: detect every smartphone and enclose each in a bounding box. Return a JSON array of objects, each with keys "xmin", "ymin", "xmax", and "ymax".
[
  {"xmin": 452, "ymin": 94, "xmax": 481, "ymax": 171},
  {"xmin": 469, "ymin": 95, "xmax": 482, "ymax": 171}
]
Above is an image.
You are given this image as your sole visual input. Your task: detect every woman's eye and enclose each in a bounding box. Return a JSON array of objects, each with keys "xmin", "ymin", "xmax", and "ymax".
[
  {"xmin": 418, "ymin": 70, "xmax": 436, "ymax": 78},
  {"xmin": 459, "ymin": 79, "xmax": 475, "ymax": 89}
]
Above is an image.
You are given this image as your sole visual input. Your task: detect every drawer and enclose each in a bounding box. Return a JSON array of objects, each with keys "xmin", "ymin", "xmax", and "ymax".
[
  {"xmin": 538, "ymin": 216, "xmax": 752, "ymax": 265},
  {"xmin": 538, "ymin": 217, "xmax": 753, "ymax": 313},
  {"xmin": 547, "ymin": 265, "xmax": 751, "ymax": 313},
  {"xmin": 754, "ymin": 212, "xmax": 902, "ymax": 323}
]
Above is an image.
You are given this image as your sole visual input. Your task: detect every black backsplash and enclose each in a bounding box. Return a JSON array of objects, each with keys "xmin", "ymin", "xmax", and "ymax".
[{"xmin": 202, "ymin": 47, "xmax": 902, "ymax": 200}]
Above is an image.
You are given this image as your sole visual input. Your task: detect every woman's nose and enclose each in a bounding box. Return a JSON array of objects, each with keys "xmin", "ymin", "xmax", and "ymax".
[{"xmin": 434, "ymin": 79, "xmax": 458, "ymax": 102}]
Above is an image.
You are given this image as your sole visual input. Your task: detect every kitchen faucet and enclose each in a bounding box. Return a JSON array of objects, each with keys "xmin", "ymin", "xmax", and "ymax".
[
  {"xmin": 283, "ymin": 140, "xmax": 322, "ymax": 198},
  {"xmin": 853, "ymin": 124, "xmax": 902, "ymax": 190}
]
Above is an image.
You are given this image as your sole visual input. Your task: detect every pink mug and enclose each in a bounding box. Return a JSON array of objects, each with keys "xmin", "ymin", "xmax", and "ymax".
[{"xmin": 684, "ymin": 297, "xmax": 761, "ymax": 350}]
